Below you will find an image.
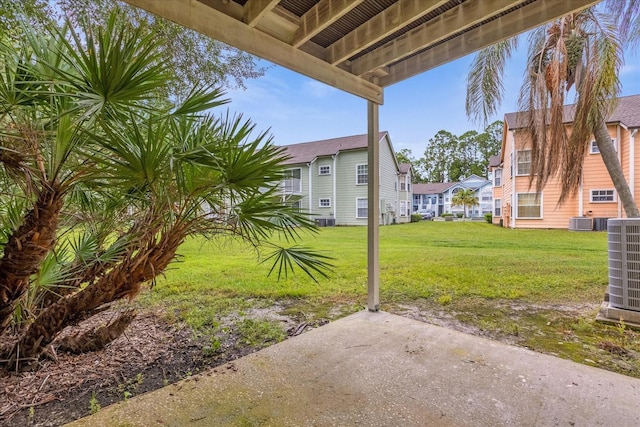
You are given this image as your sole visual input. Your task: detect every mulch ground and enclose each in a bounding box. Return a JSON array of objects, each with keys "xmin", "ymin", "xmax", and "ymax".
[{"xmin": 0, "ymin": 310, "xmax": 253, "ymax": 427}]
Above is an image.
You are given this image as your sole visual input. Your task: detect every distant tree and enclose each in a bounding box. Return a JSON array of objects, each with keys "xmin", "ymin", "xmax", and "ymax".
[
  {"xmin": 422, "ymin": 130, "xmax": 457, "ymax": 182},
  {"xmin": 422, "ymin": 122, "xmax": 502, "ymax": 182},
  {"xmin": 396, "ymin": 148, "xmax": 426, "ymax": 182},
  {"xmin": 451, "ymin": 189, "xmax": 479, "ymax": 219}
]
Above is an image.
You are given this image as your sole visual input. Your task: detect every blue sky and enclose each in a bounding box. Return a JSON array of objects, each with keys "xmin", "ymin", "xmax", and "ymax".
[{"xmin": 225, "ymin": 45, "xmax": 640, "ymax": 158}]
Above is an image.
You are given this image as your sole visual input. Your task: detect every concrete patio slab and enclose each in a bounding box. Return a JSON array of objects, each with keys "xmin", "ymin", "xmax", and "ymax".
[{"xmin": 68, "ymin": 311, "xmax": 640, "ymax": 427}]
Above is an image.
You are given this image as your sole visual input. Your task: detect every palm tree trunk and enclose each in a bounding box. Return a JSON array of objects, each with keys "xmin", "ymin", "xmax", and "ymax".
[
  {"xmin": 4, "ymin": 228, "xmax": 185, "ymax": 369},
  {"xmin": 593, "ymin": 121, "xmax": 640, "ymax": 218},
  {"xmin": 0, "ymin": 186, "xmax": 62, "ymax": 331}
]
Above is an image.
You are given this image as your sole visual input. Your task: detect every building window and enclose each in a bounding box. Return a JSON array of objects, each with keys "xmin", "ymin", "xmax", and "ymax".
[
  {"xmin": 516, "ymin": 150, "xmax": 531, "ymax": 175},
  {"xmin": 400, "ymin": 201, "xmax": 407, "ymax": 216},
  {"xmin": 494, "ymin": 168, "xmax": 502, "ymax": 186},
  {"xmin": 319, "ymin": 198, "xmax": 331, "ymax": 207},
  {"xmin": 319, "ymin": 165, "xmax": 331, "ymax": 175},
  {"xmin": 356, "ymin": 198, "xmax": 368, "ymax": 218},
  {"xmin": 590, "ymin": 139, "xmax": 617, "ymax": 154},
  {"xmin": 590, "ymin": 189, "xmax": 615, "ymax": 202},
  {"xmin": 494, "ymin": 199, "xmax": 501, "ymax": 217},
  {"xmin": 516, "ymin": 193, "xmax": 542, "ymax": 218},
  {"xmin": 400, "ymin": 180, "xmax": 406, "ymax": 191},
  {"xmin": 356, "ymin": 164, "xmax": 368, "ymax": 185},
  {"xmin": 282, "ymin": 168, "xmax": 301, "ymax": 193}
]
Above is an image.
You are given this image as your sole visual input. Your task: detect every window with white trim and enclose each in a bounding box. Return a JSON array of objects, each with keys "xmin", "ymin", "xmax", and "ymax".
[
  {"xmin": 516, "ymin": 193, "xmax": 542, "ymax": 218},
  {"xmin": 319, "ymin": 198, "xmax": 331, "ymax": 207},
  {"xmin": 319, "ymin": 165, "xmax": 331, "ymax": 175},
  {"xmin": 516, "ymin": 150, "xmax": 531, "ymax": 175},
  {"xmin": 400, "ymin": 201, "xmax": 407, "ymax": 216},
  {"xmin": 356, "ymin": 198, "xmax": 368, "ymax": 218},
  {"xmin": 494, "ymin": 168, "xmax": 502, "ymax": 186},
  {"xmin": 356, "ymin": 164, "xmax": 368, "ymax": 184},
  {"xmin": 590, "ymin": 139, "xmax": 617, "ymax": 154},
  {"xmin": 494, "ymin": 199, "xmax": 501, "ymax": 217},
  {"xmin": 590, "ymin": 189, "xmax": 615, "ymax": 202}
]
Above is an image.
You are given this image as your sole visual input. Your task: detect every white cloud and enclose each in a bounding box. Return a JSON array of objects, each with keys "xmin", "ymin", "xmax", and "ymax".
[
  {"xmin": 620, "ymin": 64, "xmax": 639, "ymax": 76},
  {"xmin": 303, "ymin": 80, "xmax": 338, "ymax": 98}
]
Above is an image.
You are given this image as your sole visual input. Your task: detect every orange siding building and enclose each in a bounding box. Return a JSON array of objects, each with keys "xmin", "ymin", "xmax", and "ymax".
[{"xmin": 491, "ymin": 95, "xmax": 640, "ymax": 229}]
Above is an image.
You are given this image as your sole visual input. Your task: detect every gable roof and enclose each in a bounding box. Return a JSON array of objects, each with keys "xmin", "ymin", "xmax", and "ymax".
[
  {"xmin": 489, "ymin": 154, "xmax": 501, "ymax": 168},
  {"xmin": 504, "ymin": 94, "xmax": 640, "ymax": 130},
  {"xmin": 398, "ymin": 163, "xmax": 412, "ymax": 174},
  {"xmin": 281, "ymin": 131, "xmax": 388, "ymax": 165},
  {"xmin": 413, "ymin": 182, "xmax": 455, "ymax": 194},
  {"xmin": 414, "ymin": 175, "xmax": 491, "ymax": 195}
]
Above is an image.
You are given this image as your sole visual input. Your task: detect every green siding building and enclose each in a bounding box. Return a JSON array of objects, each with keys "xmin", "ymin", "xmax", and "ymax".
[{"xmin": 280, "ymin": 132, "xmax": 412, "ymax": 226}]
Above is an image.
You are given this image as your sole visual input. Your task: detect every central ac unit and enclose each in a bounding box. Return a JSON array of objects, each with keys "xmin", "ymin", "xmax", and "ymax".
[
  {"xmin": 608, "ymin": 218, "xmax": 640, "ymax": 311},
  {"xmin": 569, "ymin": 217, "xmax": 593, "ymax": 231}
]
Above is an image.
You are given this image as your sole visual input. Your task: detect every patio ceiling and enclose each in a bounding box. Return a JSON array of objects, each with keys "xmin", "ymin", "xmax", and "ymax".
[{"xmin": 123, "ymin": 0, "xmax": 598, "ymax": 104}]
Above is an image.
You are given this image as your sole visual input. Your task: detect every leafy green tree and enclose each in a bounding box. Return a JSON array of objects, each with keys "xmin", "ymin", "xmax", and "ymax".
[
  {"xmin": 451, "ymin": 189, "xmax": 479, "ymax": 219},
  {"xmin": 395, "ymin": 148, "xmax": 425, "ymax": 182},
  {"xmin": 422, "ymin": 130, "xmax": 457, "ymax": 182},
  {"xmin": 0, "ymin": 13, "xmax": 330, "ymax": 369},
  {"xmin": 466, "ymin": 2, "xmax": 640, "ymax": 217},
  {"xmin": 2, "ymin": 0, "xmax": 267, "ymax": 98},
  {"xmin": 422, "ymin": 122, "xmax": 502, "ymax": 182}
]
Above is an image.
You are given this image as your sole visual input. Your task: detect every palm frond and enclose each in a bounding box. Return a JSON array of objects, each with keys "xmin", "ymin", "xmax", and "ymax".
[
  {"xmin": 465, "ymin": 38, "xmax": 517, "ymax": 125},
  {"xmin": 261, "ymin": 244, "xmax": 333, "ymax": 283}
]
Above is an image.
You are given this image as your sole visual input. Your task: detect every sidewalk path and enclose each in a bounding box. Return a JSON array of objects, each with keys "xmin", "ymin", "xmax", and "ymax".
[{"xmin": 69, "ymin": 310, "xmax": 640, "ymax": 426}]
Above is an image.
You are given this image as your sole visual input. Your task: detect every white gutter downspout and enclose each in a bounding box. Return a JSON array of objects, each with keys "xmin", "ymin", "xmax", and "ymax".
[
  {"xmin": 578, "ymin": 173, "xmax": 583, "ymax": 216},
  {"xmin": 308, "ymin": 159, "xmax": 315, "ymax": 213},
  {"xmin": 511, "ymin": 130, "xmax": 516, "ymax": 229},
  {"xmin": 332, "ymin": 154, "xmax": 338, "ymax": 223},
  {"xmin": 618, "ymin": 125, "xmax": 623, "ymax": 218},
  {"xmin": 630, "ymin": 128, "xmax": 637, "ymax": 200}
]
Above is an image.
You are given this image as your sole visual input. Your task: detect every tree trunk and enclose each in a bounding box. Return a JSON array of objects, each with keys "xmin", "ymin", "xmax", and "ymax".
[
  {"xmin": 56, "ymin": 310, "xmax": 137, "ymax": 354},
  {"xmin": 4, "ymin": 228, "xmax": 185, "ymax": 369},
  {"xmin": 0, "ymin": 186, "xmax": 63, "ymax": 331},
  {"xmin": 593, "ymin": 120, "xmax": 640, "ymax": 218}
]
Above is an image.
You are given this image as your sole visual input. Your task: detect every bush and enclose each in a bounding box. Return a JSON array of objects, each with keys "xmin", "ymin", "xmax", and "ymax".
[
  {"xmin": 410, "ymin": 213, "xmax": 422, "ymax": 223},
  {"xmin": 456, "ymin": 213, "xmax": 464, "ymax": 218},
  {"xmin": 484, "ymin": 213, "xmax": 493, "ymax": 224},
  {"xmin": 441, "ymin": 213, "xmax": 453, "ymax": 217}
]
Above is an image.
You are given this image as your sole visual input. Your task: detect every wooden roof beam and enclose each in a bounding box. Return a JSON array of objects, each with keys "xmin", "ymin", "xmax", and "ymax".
[
  {"xmin": 243, "ymin": 0, "xmax": 280, "ymax": 27},
  {"xmin": 123, "ymin": 0, "xmax": 383, "ymax": 104},
  {"xmin": 351, "ymin": 0, "xmax": 523, "ymax": 77},
  {"xmin": 327, "ymin": 0, "xmax": 449, "ymax": 66},
  {"xmin": 379, "ymin": 0, "xmax": 599, "ymax": 87},
  {"xmin": 290, "ymin": 0, "xmax": 365, "ymax": 48}
]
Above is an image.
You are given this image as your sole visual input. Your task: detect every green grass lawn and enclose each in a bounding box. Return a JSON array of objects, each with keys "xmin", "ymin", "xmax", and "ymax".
[
  {"xmin": 140, "ymin": 221, "xmax": 640, "ymax": 377},
  {"xmin": 146, "ymin": 220, "xmax": 608, "ymax": 307}
]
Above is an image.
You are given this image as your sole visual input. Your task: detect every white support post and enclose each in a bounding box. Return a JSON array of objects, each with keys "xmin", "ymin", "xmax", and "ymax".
[{"xmin": 367, "ymin": 100, "xmax": 380, "ymax": 312}]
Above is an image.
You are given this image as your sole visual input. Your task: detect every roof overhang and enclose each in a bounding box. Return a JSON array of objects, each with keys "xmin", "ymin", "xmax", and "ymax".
[{"xmin": 122, "ymin": 0, "xmax": 598, "ymax": 105}]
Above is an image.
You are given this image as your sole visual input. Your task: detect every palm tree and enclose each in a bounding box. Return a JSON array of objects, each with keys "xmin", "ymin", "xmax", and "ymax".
[
  {"xmin": 1, "ymin": 13, "xmax": 331, "ymax": 369},
  {"xmin": 451, "ymin": 189, "xmax": 479, "ymax": 219},
  {"xmin": 0, "ymin": 14, "xmax": 167, "ymax": 331},
  {"xmin": 466, "ymin": 2, "xmax": 640, "ymax": 217}
]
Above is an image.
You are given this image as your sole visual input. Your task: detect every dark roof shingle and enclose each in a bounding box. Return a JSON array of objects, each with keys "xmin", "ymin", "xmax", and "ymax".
[
  {"xmin": 504, "ymin": 94, "xmax": 640, "ymax": 130},
  {"xmin": 413, "ymin": 182, "xmax": 455, "ymax": 194},
  {"xmin": 280, "ymin": 131, "xmax": 388, "ymax": 164}
]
